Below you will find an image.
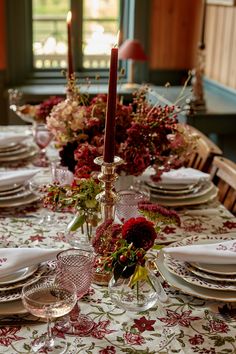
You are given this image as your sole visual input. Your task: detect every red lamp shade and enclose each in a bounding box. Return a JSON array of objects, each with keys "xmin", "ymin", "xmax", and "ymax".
[{"xmin": 119, "ymin": 39, "xmax": 147, "ymax": 61}]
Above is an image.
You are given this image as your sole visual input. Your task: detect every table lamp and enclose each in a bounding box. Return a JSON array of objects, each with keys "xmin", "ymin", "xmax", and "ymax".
[{"xmin": 119, "ymin": 39, "xmax": 147, "ymax": 90}]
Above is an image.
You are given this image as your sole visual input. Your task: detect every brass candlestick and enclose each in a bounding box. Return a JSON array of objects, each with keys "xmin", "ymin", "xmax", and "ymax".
[{"xmin": 94, "ymin": 156, "xmax": 124, "ymax": 221}]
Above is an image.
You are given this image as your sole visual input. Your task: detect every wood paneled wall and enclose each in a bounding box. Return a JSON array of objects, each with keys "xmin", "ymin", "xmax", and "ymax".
[
  {"xmin": 150, "ymin": 0, "xmax": 202, "ymax": 70},
  {"xmin": 150, "ymin": 0, "xmax": 236, "ymax": 90},
  {"xmin": 205, "ymin": 5, "xmax": 236, "ymax": 89}
]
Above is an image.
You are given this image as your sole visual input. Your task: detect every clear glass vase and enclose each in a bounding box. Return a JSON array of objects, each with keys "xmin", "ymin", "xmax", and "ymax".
[
  {"xmin": 66, "ymin": 213, "xmax": 96, "ymax": 252},
  {"xmin": 108, "ymin": 269, "xmax": 160, "ymax": 312}
]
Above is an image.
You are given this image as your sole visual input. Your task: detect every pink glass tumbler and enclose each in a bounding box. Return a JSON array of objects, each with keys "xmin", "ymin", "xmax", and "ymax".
[{"xmin": 56, "ymin": 248, "xmax": 95, "ymax": 335}]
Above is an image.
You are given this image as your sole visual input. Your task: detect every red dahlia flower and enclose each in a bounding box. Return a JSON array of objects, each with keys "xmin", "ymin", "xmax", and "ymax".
[{"xmin": 122, "ymin": 217, "xmax": 157, "ymax": 251}]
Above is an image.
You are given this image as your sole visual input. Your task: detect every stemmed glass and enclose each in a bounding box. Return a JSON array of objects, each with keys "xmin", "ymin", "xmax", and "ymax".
[
  {"xmin": 56, "ymin": 248, "xmax": 95, "ymax": 335},
  {"xmin": 33, "ymin": 123, "xmax": 54, "ymax": 167},
  {"xmin": 22, "ymin": 275, "xmax": 77, "ymax": 354},
  {"xmin": 28, "ymin": 172, "xmax": 55, "ymax": 225}
]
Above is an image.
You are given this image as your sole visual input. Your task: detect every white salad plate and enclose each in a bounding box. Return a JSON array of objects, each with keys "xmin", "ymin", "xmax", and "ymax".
[
  {"xmin": 157, "ymin": 250, "xmax": 236, "ymax": 302},
  {"xmin": 0, "ymin": 186, "xmax": 32, "ymax": 201},
  {"xmin": 151, "ymin": 184, "xmax": 218, "ymax": 207},
  {"xmin": 163, "ymin": 234, "xmax": 236, "ymax": 292},
  {"xmin": 187, "ymin": 263, "xmax": 236, "ymax": 282},
  {"xmin": 190, "ymin": 261, "xmax": 236, "ymax": 275},
  {"xmin": 0, "ymin": 145, "xmax": 37, "ymax": 162},
  {"xmin": 0, "ymin": 265, "xmax": 39, "ymax": 285},
  {"xmin": 0, "ymin": 193, "xmax": 39, "ymax": 208}
]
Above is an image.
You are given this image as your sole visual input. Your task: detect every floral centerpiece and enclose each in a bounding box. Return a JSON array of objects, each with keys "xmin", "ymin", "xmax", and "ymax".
[
  {"xmin": 45, "ymin": 84, "xmax": 195, "ymax": 180},
  {"xmin": 18, "ymin": 96, "xmax": 64, "ymax": 124},
  {"xmin": 96, "ymin": 216, "xmax": 159, "ymax": 311},
  {"xmin": 91, "ymin": 201, "xmax": 181, "ymax": 287}
]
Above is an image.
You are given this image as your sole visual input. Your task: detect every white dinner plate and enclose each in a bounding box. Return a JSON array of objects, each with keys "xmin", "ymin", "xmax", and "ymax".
[
  {"xmin": 0, "ymin": 186, "xmax": 32, "ymax": 201},
  {"xmin": 190, "ymin": 261, "xmax": 236, "ymax": 275},
  {"xmin": 0, "ymin": 143, "xmax": 22, "ymax": 152},
  {"xmin": 0, "ymin": 185, "xmax": 25, "ymax": 196},
  {"xmin": 163, "ymin": 234, "xmax": 236, "ymax": 292},
  {"xmin": 0, "ymin": 144, "xmax": 28, "ymax": 156},
  {"xmin": 0, "ymin": 145, "xmax": 37, "ymax": 162},
  {"xmin": 0, "ymin": 193, "xmax": 39, "ymax": 208},
  {"xmin": 0, "ymin": 262, "xmax": 55, "ymax": 303},
  {"xmin": 187, "ymin": 263, "xmax": 236, "ymax": 282},
  {"xmin": 0, "ymin": 266, "xmax": 46, "ymax": 291},
  {"xmin": 0, "ymin": 265, "xmax": 38, "ymax": 285},
  {"xmin": 151, "ymin": 181, "xmax": 214, "ymax": 200},
  {"xmin": 151, "ymin": 184, "xmax": 218, "ymax": 207},
  {"xmin": 0, "ymin": 299, "xmax": 27, "ymax": 315},
  {"xmin": 157, "ymin": 250, "xmax": 236, "ymax": 302},
  {"xmin": 145, "ymin": 180, "xmax": 198, "ymax": 191}
]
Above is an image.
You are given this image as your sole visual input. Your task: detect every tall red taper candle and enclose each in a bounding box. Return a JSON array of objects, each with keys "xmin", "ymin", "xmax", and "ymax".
[
  {"xmin": 103, "ymin": 46, "xmax": 118, "ymax": 163},
  {"xmin": 67, "ymin": 11, "xmax": 73, "ymax": 78}
]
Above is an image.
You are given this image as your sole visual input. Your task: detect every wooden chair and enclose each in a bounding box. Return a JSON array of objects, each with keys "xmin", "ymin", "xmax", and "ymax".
[
  {"xmin": 185, "ymin": 125, "xmax": 223, "ymax": 172},
  {"xmin": 210, "ymin": 156, "xmax": 236, "ymax": 214}
]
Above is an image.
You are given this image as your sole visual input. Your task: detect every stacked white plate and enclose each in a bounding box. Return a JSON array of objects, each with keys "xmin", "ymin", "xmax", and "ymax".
[
  {"xmin": 143, "ymin": 168, "xmax": 218, "ymax": 207},
  {"xmin": 156, "ymin": 234, "xmax": 236, "ymax": 302},
  {"xmin": 0, "ymin": 143, "xmax": 37, "ymax": 163},
  {"xmin": 0, "ymin": 262, "xmax": 53, "ymax": 315},
  {"xmin": 0, "ymin": 183, "xmax": 38, "ymax": 208}
]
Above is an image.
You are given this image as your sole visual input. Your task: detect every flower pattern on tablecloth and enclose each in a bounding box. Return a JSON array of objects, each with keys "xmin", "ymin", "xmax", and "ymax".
[{"xmin": 0, "ymin": 126, "xmax": 236, "ymax": 354}]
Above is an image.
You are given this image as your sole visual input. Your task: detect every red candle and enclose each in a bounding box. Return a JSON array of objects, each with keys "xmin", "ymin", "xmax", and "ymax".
[
  {"xmin": 67, "ymin": 11, "xmax": 73, "ymax": 78},
  {"xmin": 103, "ymin": 46, "xmax": 118, "ymax": 163}
]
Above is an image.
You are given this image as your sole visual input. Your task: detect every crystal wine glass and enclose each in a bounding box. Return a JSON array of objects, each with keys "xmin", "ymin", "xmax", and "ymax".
[
  {"xmin": 33, "ymin": 123, "xmax": 53, "ymax": 167},
  {"xmin": 22, "ymin": 275, "xmax": 77, "ymax": 354},
  {"xmin": 28, "ymin": 172, "xmax": 55, "ymax": 225},
  {"xmin": 56, "ymin": 248, "xmax": 95, "ymax": 335}
]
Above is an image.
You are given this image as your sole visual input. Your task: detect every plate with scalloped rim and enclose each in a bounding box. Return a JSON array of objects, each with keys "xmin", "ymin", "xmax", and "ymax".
[
  {"xmin": 187, "ymin": 263, "xmax": 236, "ymax": 282},
  {"xmin": 0, "ymin": 262, "xmax": 55, "ymax": 303},
  {"xmin": 163, "ymin": 234, "xmax": 236, "ymax": 292},
  {"xmin": 156, "ymin": 250, "xmax": 236, "ymax": 302}
]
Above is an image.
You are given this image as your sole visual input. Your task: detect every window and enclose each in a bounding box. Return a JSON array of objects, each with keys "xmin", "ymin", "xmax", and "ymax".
[
  {"xmin": 6, "ymin": 0, "xmax": 149, "ymax": 87},
  {"xmin": 32, "ymin": 0, "xmax": 120, "ymax": 70}
]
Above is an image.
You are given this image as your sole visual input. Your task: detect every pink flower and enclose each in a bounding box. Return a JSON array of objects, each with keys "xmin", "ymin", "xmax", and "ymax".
[
  {"xmin": 0, "ymin": 327, "xmax": 25, "ymax": 347},
  {"xmin": 158, "ymin": 309, "xmax": 201, "ymax": 327},
  {"xmin": 123, "ymin": 331, "xmax": 145, "ymax": 345},
  {"xmin": 99, "ymin": 346, "xmax": 116, "ymax": 354},
  {"xmin": 132, "ymin": 316, "xmax": 156, "ymax": 333},
  {"xmin": 189, "ymin": 334, "xmax": 204, "ymax": 345},
  {"xmin": 209, "ymin": 320, "xmax": 229, "ymax": 333},
  {"xmin": 91, "ymin": 320, "xmax": 116, "ymax": 339}
]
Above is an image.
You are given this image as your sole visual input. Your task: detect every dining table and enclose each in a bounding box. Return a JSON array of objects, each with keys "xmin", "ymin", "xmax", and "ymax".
[{"xmin": 0, "ymin": 125, "xmax": 236, "ymax": 354}]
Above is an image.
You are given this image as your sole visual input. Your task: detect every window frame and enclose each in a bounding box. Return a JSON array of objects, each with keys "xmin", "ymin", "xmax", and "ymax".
[{"xmin": 5, "ymin": 0, "xmax": 149, "ymax": 88}]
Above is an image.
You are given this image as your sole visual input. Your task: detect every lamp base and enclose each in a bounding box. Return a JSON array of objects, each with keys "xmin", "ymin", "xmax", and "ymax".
[{"xmin": 121, "ymin": 82, "xmax": 141, "ymax": 91}]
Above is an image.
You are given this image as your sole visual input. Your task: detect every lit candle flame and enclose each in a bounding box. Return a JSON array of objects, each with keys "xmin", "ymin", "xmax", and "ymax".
[
  {"xmin": 114, "ymin": 31, "xmax": 120, "ymax": 48},
  {"xmin": 67, "ymin": 11, "xmax": 72, "ymax": 24}
]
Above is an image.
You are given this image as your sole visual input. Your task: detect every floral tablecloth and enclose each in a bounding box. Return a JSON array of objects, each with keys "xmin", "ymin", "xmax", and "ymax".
[{"xmin": 0, "ymin": 126, "xmax": 236, "ymax": 354}]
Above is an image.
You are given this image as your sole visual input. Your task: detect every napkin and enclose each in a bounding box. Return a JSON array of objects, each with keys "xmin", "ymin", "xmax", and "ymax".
[
  {"xmin": 159, "ymin": 167, "xmax": 210, "ymax": 185},
  {"xmin": 0, "ymin": 132, "xmax": 31, "ymax": 146},
  {"xmin": 0, "ymin": 169, "xmax": 40, "ymax": 188},
  {"xmin": 164, "ymin": 239, "xmax": 236, "ymax": 264},
  {"xmin": 0, "ymin": 248, "xmax": 60, "ymax": 278}
]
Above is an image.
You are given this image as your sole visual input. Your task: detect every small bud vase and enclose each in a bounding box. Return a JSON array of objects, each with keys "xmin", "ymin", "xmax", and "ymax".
[{"xmin": 108, "ymin": 269, "xmax": 160, "ymax": 312}]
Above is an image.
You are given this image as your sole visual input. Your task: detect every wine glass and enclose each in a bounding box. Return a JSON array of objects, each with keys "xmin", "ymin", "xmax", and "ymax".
[
  {"xmin": 56, "ymin": 248, "xmax": 95, "ymax": 335},
  {"xmin": 22, "ymin": 275, "xmax": 77, "ymax": 354},
  {"xmin": 33, "ymin": 123, "xmax": 53, "ymax": 167},
  {"xmin": 51, "ymin": 161, "xmax": 74, "ymax": 186},
  {"xmin": 28, "ymin": 172, "xmax": 55, "ymax": 225}
]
